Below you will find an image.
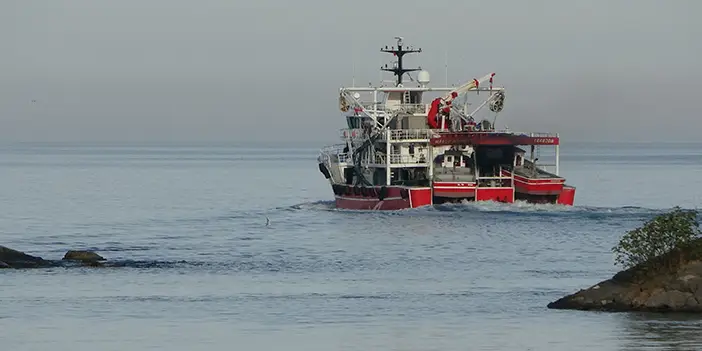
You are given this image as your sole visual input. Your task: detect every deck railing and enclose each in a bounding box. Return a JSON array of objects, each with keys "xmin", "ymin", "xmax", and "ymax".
[
  {"xmin": 340, "ymin": 128, "xmax": 560, "ymax": 143},
  {"xmin": 436, "ymin": 130, "xmax": 559, "ymax": 138},
  {"xmin": 394, "ymin": 103, "xmax": 427, "ymax": 114},
  {"xmin": 318, "ymin": 144, "xmax": 350, "ymax": 164},
  {"xmin": 352, "ymin": 102, "xmax": 427, "ymax": 114},
  {"xmin": 528, "ymin": 132, "xmax": 559, "ymax": 138},
  {"xmin": 339, "ymin": 128, "xmax": 368, "ymax": 140},
  {"xmin": 389, "ymin": 154, "xmax": 428, "ymax": 165},
  {"xmin": 340, "ymin": 128, "xmax": 435, "ymax": 142},
  {"xmin": 389, "ymin": 129, "xmax": 434, "ymax": 141},
  {"xmin": 371, "ymin": 153, "xmax": 427, "ymax": 165}
]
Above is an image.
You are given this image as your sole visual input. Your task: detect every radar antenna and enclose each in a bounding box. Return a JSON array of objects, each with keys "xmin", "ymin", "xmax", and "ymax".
[{"xmin": 380, "ymin": 37, "xmax": 422, "ymax": 87}]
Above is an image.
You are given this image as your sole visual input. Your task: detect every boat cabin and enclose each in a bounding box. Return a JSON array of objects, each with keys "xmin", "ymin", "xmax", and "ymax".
[{"xmin": 436, "ymin": 147, "xmax": 473, "ymax": 169}]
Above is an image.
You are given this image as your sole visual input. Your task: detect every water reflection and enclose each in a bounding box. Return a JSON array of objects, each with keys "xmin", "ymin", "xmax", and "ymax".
[{"xmin": 617, "ymin": 312, "xmax": 702, "ymax": 350}]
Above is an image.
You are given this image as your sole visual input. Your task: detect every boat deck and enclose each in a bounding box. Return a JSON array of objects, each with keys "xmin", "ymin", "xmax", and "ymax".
[
  {"xmin": 433, "ymin": 167, "xmax": 475, "ymax": 182},
  {"xmin": 511, "ymin": 160, "xmax": 563, "ymax": 179}
]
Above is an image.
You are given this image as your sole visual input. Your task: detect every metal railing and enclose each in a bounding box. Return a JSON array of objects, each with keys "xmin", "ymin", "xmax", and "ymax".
[
  {"xmin": 318, "ymin": 144, "xmax": 351, "ymax": 164},
  {"xmin": 351, "ymin": 102, "xmax": 427, "ymax": 114},
  {"xmin": 394, "ymin": 103, "xmax": 427, "ymax": 114},
  {"xmin": 389, "ymin": 154, "xmax": 428, "ymax": 165},
  {"xmin": 437, "ymin": 130, "xmax": 559, "ymax": 137},
  {"xmin": 339, "ymin": 128, "xmax": 368, "ymax": 140},
  {"xmin": 476, "ymin": 165, "xmax": 515, "ymax": 187},
  {"xmin": 319, "ymin": 143, "xmax": 346, "ymax": 154},
  {"xmin": 528, "ymin": 132, "xmax": 559, "ymax": 138},
  {"xmin": 389, "ymin": 129, "xmax": 434, "ymax": 141},
  {"xmin": 371, "ymin": 153, "xmax": 427, "ymax": 165},
  {"xmin": 339, "ymin": 128, "xmax": 435, "ymax": 142},
  {"xmin": 373, "ymin": 153, "xmax": 386, "ymax": 165},
  {"xmin": 337, "ymin": 153, "xmax": 350, "ymax": 163}
]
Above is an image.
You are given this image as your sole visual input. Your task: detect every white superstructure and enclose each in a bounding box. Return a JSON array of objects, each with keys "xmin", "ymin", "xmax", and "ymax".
[{"xmin": 320, "ymin": 37, "xmax": 507, "ymax": 189}]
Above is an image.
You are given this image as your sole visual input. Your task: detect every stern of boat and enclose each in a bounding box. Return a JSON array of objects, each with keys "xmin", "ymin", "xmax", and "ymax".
[{"xmin": 557, "ymin": 185, "xmax": 576, "ymax": 205}]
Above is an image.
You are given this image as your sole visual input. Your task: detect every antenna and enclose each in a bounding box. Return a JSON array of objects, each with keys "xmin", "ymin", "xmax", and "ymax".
[
  {"xmin": 351, "ymin": 37, "xmax": 356, "ymax": 87},
  {"xmin": 445, "ymin": 48, "xmax": 448, "ymax": 86},
  {"xmin": 380, "ymin": 36, "xmax": 422, "ymax": 87},
  {"xmin": 352, "ymin": 57, "xmax": 356, "ymax": 87}
]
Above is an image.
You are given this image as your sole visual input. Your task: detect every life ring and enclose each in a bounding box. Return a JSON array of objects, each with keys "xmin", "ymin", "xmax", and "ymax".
[{"xmin": 378, "ymin": 186, "xmax": 388, "ymax": 201}]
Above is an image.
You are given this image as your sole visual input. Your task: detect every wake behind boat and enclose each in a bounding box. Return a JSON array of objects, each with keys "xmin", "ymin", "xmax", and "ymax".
[{"xmin": 317, "ymin": 37, "xmax": 575, "ymax": 210}]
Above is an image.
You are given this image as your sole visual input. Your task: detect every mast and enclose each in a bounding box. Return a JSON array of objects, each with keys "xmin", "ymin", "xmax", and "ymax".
[{"xmin": 380, "ymin": 36, "xmax": 422, "ymax": 87}]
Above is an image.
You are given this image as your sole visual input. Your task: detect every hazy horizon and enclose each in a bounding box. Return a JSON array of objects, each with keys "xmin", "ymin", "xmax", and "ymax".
[{"xmin": 2, "ymin": 0, "xmax": 699, "ymax": 144}]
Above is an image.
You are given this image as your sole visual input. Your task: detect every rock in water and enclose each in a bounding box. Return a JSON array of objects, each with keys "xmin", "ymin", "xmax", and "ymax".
[
  {"xmin": 0, "ymin": 245, "xmax": 50, "ymax": 268},
  {"xmin": 548, "ymin": 240, "xmax": 702, "ymax": 312},
  {"xmin": 63, "ymin": 250, "xmax": 106, "ymax": 262}
]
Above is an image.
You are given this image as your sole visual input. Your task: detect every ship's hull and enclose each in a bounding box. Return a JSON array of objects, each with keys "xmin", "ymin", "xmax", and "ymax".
[
  {"xmin": 330, "ymin": 184, "xmax": 432, "ymax": 210},
  {"xmin": 500, "ymin": 169, "xmax": 576, "ymax": 206},
  {"xmin": 329, "ymin": 181, "xmax": 575, "ymax": 210}
]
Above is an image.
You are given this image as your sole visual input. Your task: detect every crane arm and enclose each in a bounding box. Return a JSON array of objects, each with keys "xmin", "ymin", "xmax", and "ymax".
[{"xmin": 427, "ymin": 73, "xmax": 496, "ymax": 129}]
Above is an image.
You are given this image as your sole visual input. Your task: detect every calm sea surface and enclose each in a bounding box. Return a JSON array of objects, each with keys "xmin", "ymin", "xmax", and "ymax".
[{"xmin": 1, "ymin": 141, "xmax": 702, "ymax": 351}]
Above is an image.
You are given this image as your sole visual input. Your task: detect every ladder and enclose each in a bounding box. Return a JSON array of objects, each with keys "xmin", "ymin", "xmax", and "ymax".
[{"xmin": 403, "ymin": 91, "xmax": 411, "ymax": 104}]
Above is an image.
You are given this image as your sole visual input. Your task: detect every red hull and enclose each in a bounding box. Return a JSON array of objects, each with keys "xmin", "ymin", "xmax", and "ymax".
[
  {"xmin": 557, "ymin": 186, "xmax": 576, "ymax": 205},
  {"xmin": 329, "ymin": 182, "xmax": 575, "ymax": 210},
  {"xmin": 432, "ymin": 185, "xmax": 516, "ymax": 204},
  {"xmin": 432, "ymin": 181, "xmax": 476, "ymax": 198},
  {"xmin": 501, "ymin": 170, "xmax": 566, "ymax": 196},
  {"xmin": 476, "ymin": 187, "xmax": 514, "ymax": 202},
  {"xmin": 430, "ymin": 132, "xmax": 560, "ymax": 147},
  {"xmin": 331, "ymin": 184, "xmax": 432, "ymax": 210},
  {"xmin": 498, "ymin": 170, "xmax": 576, "ymax": 205}
]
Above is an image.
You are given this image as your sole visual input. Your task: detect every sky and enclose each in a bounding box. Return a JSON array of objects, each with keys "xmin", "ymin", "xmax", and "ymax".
[{"xmin": 1, "ymin": 0, "xmax": 700, "ymax": 144}]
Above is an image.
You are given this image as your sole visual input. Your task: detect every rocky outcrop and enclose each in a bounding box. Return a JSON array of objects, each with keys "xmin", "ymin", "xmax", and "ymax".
[
  {"xmin": 1, "ymin": 245, "xmax": 106, "ymax": 269},
  {"xmin": 63, "ymin": 250, "xmax": 106, "ymax": 262},
  {"xmin": 548, "ymin": 239, "xmax": 702, "ymax": 312},
  {"xmin": 0, "ymin": 245, "xmax": 51, "ymax": 268},
  {"xmin": 62, "ymin": 250, "xmax": 106, "ymax": 267}
]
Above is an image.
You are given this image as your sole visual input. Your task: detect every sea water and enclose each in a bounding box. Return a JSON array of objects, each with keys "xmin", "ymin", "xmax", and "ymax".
[{"xmin": 1, "ymin": 141, "xmax": 701, "ymax": 350}]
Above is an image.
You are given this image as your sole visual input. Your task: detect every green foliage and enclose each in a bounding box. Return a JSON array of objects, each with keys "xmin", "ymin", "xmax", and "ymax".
[{"xmin": 612, "ymin": 207, "xmax": 701, "ymax": 269}]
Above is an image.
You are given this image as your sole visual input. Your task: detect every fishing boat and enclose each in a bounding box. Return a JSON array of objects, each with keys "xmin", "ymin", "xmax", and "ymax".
[{"xmin": 317, "ymin": 37, "xmax": 575, "ymax": 210}]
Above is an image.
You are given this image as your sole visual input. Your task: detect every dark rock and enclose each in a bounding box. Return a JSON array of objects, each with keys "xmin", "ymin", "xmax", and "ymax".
[
  {"xmin": 82, "ymin": 260, "xmax": 105, "ymax": 267},
  {"xmin": 62, "ymin": 250, "xmax": 106, "ymax": 262},
  {"xmin": 0, "ymin": 245, "xmax": 51, "ymax": 268},
  {"xmin": 0, "ymin": 245, "xmax": 112, "ymax": 269},
  {"xmin": 548, "ymin": 239, "xmax": 702, "ymax": 312}
]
